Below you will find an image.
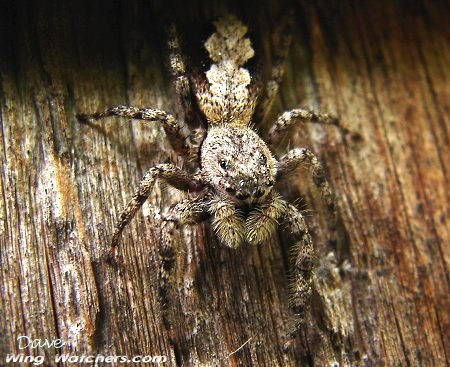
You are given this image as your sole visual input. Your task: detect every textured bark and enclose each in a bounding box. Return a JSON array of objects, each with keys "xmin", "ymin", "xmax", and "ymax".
[{"xmin": 0, "ymin": 1, "xmax": 448, "ymax": 366}]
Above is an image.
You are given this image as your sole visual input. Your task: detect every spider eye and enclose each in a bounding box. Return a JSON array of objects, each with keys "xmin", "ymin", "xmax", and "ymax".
[
  {"xmin": 259, "ymin": 154, "xmax": 267, "ymax": 165},
  {"xmin": 219, "ymin": 159, "xmax": 228, "ymax": 170}
]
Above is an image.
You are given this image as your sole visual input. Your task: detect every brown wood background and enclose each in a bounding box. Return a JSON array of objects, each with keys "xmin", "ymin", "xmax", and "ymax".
[{"xmin": 0, "ymin": 0, "xmax": 448, "ymax": 366}]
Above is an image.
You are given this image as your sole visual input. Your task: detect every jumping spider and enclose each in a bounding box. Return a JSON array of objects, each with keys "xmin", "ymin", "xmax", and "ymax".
[{"xmin": 78, "ymin": 14, "xmax": 340, "ymax": 349}]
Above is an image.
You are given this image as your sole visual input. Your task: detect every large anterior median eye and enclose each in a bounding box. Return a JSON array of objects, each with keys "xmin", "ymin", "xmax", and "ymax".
[
  {"xmin": 259, "ymin": 154, "xmax": 267, "ymax": 165},
  {"xmin": 219, "ymin": 159, "xmax": 228, "ymax": 170}
]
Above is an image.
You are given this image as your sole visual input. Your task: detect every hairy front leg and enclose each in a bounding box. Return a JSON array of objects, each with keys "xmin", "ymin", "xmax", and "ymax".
[
  {"xmin": 109, "ymin": 164, "xmax": 204, "ymax": 258},
  {"xmin": 277, "ymin": 147, "xmax": 336, "ymax": 223},
  {"xmin": 208, "ymin": 197, "xmax": 246, "ymax": 249},
  {"xmin": 246, "ymin": 193, "xmax": 286, "ymax": 245},
  {"xmin": 267, "ymin": 108, "xmax": 340, "ymax": 148},
  {"xmin": 281, "ymin": 203, "xmax": 315, "ymax": 351},
  {"xmin": 77, "ymin": 106, "xmax": 191, "ymax": 157},
  {"xmin": 159, "ymin": 196, "xmax": 210, "ymax": 333}
]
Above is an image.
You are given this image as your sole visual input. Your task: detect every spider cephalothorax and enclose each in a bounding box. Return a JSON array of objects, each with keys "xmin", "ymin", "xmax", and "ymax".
[
  {"xmin": 201, "ymin": 127, "xmax": 276, "ymax": 205},
  {"xmin": 78, "ymin": 14, "xmax": 340, "ymax": 349}
]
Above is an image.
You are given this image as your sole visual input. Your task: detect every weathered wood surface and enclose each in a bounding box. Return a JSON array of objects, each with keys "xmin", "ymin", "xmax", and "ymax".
[{"xmin": 0, "ymin": 1, "xmax": 448, "ymax": 366}]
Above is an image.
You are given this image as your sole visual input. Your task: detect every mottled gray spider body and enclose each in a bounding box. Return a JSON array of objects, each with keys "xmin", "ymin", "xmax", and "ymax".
[
  {"xmin": 78, "ymin": 14, "xmax": 340, "ymax": 349},
  {"xmin": 202, "ymin": 127, "xmax": 276, "ymax": 206}
]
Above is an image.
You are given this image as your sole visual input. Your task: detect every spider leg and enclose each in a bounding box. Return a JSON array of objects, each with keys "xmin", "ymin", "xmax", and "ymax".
[
  {"xmin": 246, "ymin": 193, "xmax": 286, "ymax": 245},
  {"xmin": 277, "ymin": 147, "xmax": 336, "ymax": 223},
  {"xmin": 253, "ymin": 15, "xmax": 293, "ymax": 125},
  {"xmin": 159, "ymin": 196, "xmax": 210, "ymax": 332},
  {"xmin": 208, "ymin": 197, "xmax": 246, "ymax": 249},
  {"xmin": 281, "ymin": 203, "xmax": 314, "ymax": 351},
  {"xmin": 109, "ymin": 164, "xmax": 204, "ymax": 259},
  {"xmin": 168, "ymin": 24, "xmax": 198, "ymax": 129},
  {"xmin": 266, "ymin": 108, "xmax": 340, "ymax": 148},
  {"xmin": 77, "ymin": 106, "xmax": 191, "ymax": 157}
]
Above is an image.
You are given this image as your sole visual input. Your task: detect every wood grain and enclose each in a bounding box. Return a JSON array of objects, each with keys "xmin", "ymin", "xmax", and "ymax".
[{"xmin": 0, "ymin": 0, "xmax": 448, "ymax": 366}]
